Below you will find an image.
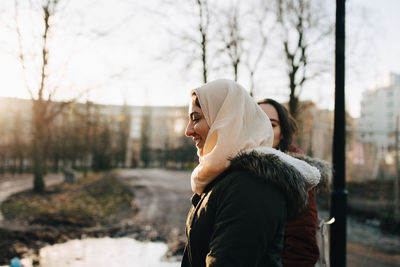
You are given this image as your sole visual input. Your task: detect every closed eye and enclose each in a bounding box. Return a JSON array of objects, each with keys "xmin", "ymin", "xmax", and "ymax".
[
  {"xmin": 270, "ymin": 119, "xmax": 279, "ymax": 128},
  {"xmin": 191, "ymin": 115, "xmax": 201, "ymax": 123},
  {"xmin": 189, "ymin": 111, "xmax": 201, "ymax": 123}
]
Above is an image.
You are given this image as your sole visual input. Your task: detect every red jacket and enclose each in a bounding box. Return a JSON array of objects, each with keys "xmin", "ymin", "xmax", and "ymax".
[{"xmin": 282, "ymin": 145, "xmax": 319, "ymax": 267}]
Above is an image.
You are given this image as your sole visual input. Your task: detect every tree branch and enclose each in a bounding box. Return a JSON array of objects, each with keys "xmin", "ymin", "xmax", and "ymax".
[{"xmin": 14, "ymin": 0, "xmax": 34, "ymax": 99}]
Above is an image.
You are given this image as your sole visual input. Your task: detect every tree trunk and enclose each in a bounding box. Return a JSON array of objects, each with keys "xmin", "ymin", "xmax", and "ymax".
[
  {"xmin": 18, "ymin": 154, "xmax": 24, "ymax": 174},
  {"xmin": 249, "ymin": 71, "xmax": 255, "ymax": 97},
  {"xmin": 53, "ymin": 155, "xmax": 59, "ymax": 172},
  {"xmin": 201, "ymin": 32, "xmax": 207, "ymax": 83},
  {"xmin": 289, "ymin": 82, "xmax": 299, "ymax": 120},
  {"xmin": 33, "ymin": 142, "xmax": 45, "ymax": 192},
  {"xmin": 83, "ymin": 156, "xmax": 88, "ymax": 177},
  {"xmin": 197, "ymin": 0, "xmax": 208, "ymax": 84},
  {"xmin": 32, "ymin": 101, "xmax": 46, "ymax": 192},
  {"xmin": 234, "ymin": 63, "xmax": 238, "ymax": 82}
]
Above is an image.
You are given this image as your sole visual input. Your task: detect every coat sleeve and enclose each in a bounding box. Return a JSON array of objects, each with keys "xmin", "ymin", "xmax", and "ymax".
[
  {"xmin": 205, "ymin": 173, "xmax": 286, "ymax": 267},
  {"xmin": 282, "ymin": 189, "xmax": 319, "ymax": 267}
]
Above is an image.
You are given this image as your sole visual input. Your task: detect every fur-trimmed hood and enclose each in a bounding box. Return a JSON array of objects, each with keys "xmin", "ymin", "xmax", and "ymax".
[
  {"xmin": 289, "ymin": 152, "xmax": 332, "ymax": 194},
  {"xmin": 227, "ymin": 147, "xmax": 332, "ymax": 220}
]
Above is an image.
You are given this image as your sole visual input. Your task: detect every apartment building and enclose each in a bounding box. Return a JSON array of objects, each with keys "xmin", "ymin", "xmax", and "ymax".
[{"xmin": 359, "ymin": 73, "xmax": 400, "ymax": 148}]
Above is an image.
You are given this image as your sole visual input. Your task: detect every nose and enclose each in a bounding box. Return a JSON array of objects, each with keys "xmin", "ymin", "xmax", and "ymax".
[{"xmin": 185, "ymin": 121, "xmax": 194, "ymax": 137}]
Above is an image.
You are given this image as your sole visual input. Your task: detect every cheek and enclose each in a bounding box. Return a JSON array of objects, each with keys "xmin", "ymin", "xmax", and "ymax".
[
  {"xmin": 195, "ymin": 121, "xmax": 209, "ymax": 137},
  {"xmin": 273, "ymin": 127, "xmax": 281, "ymax": 140},
  {"xmin": 193, "ymin": 124, "xmax": 202, "ymax": 136}
]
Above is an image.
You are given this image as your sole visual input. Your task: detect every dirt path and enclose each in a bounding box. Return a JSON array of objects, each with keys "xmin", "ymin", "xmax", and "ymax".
[
  {"xmin": 118, "ymin": 169, "xmax": 400, "ymax": 266},
  {"xmin": 1, "ymin": 169, "xmax": 399, "ymax": 266},
  {"xmin": 118, "ymin": 168, "xmax": 192, "ymax": 228},
  {"xmin": 117, "ymin": 168, "xmax": 193, "ymax": 255},
  {"xmin": 318, "ymin": 210, "xmax": 400, "ymax": 267},
  {"xmin": 347, "ymin": 242, "xmax": 400, "ymax": 267},
  {"xmin": 347, "ymin": 216, "xmax": 400, "ymax": 267}
]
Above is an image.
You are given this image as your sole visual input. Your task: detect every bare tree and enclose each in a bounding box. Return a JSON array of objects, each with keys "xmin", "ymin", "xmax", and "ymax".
[
  {"xmin": 11, "ymin": 110, "xmax": 27, "ymax": 173},
  {"xmin": 13, "ymin": 0, "xmax": 94, "ymax": 191},
  {"xmin": 243, "ymin": 1, "xmax": 275, "ymax": 97},
  {"xmin": 13, "ymin": 0, "xmax": 74, "ymax": 192},
  {"xmin": 140, "ymin": 106, "xmax": 152, "ymax": 168},
  {"xmin": 218, "ymin": 4, "xmax": 244, "ymax": 82},
  {"xmin": 92, "ymin": 118, "xmax": 113, "ymax": 172},
  {"xmin": 245, "ymin": 25, "xmax": 268, "ymax": 97},
  {"xmin": 155, "ymin": 0, "xmax": 214, "ymax": 84},
  {"xmin": 82, "ymin": 101, "xmax": 94, "ymax": 177},
  {"xmin": 276, "ymin": 0, "xmax": 333, "ymax": 119},
  {"xmin": 196, "ymin": 0, "xmax": 210, "ymax": 83},
  {"xmin": 12, "ymin": 0, "xmax": 132, "ymax": 191},
  {"xmin": 161, "ymin": 0, "xmax": 271, "ymax": 87},
  {"xmin": 116, "ymin": 103, "xmax": 131, "ymax": 168},
  {"xmin": 216, "ymin": 1, "xmax": 274, "ymax": 93}
]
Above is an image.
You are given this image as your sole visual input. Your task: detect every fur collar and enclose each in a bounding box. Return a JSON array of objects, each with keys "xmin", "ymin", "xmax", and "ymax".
[
  {"xmin": 288, "ymin": 152, "xmax": 332, "ymax": 194},
  {"xmin": 227, "ymin": 147, "xmax": 331, "ymax": 220}
]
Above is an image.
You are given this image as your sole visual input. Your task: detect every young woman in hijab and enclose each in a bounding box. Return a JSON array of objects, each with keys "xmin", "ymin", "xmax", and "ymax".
[
  {"xmin": 258, "ymin": 98, "xmax": 329, "ymax": 267},
  {"xmin": 181, "ymin": 79, "xmax": 323, "ymax": 267}
]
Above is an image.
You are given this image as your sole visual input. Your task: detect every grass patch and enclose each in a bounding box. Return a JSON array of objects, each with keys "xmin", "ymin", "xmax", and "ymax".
[{"xmin": 1, "ymin": 173, "xmax": 135, "ymax": 227}]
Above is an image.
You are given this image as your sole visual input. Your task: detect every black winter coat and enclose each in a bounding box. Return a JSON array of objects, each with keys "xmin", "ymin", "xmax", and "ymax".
[{"xmin": 181, "ymin": 150, "xmax": 313, "ymax": 267}]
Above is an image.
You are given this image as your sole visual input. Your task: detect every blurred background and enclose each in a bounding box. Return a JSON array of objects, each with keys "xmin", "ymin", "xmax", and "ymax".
[{"xmin": 0, "ymin": 0, "xmax": 399, "ymax": 266}]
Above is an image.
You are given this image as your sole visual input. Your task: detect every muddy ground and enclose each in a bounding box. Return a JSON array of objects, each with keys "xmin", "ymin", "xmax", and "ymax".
[
  {"xmin": 117, "ymin": 169, "xmax": 400, "ymax": 267},
  {"xmin": 1, "ymin": 169, "xmax": 400, "ymax": 266}
]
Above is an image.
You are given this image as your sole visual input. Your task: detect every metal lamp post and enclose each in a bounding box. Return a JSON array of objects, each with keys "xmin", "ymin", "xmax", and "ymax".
[{"xmin": 330, "ymin": 0, "xmax": 348, "ymax": 266}]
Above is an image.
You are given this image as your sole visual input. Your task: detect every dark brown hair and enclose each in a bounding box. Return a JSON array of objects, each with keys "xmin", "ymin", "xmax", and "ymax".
[
  {"xmin": 257, "ymin": 98, "xmax": 298, "ymax": 152},
  {"xmin": 191, "ymin": 91, "xmax": 201, "ymax": 108}
]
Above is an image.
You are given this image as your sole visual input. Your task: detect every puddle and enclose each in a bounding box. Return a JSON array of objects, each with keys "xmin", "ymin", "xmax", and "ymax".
[{"xmin": 30, "ymin": 237, "xmax": 180, "ymax": 267}]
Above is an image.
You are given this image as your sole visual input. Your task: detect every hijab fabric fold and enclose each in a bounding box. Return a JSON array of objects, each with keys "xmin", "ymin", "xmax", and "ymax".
[{"xmin": 190, "ymin": 79, "xmax": 274, "ymax": 194}]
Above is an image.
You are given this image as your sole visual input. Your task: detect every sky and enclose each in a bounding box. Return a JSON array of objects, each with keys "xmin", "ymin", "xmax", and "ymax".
[
  {"xmin": 345, "ymin": 0, "xmax": 400, "ymax": 116},
  {"xmin": 0, "ymin": 0, "xmax": 399, "ymax": 118}
]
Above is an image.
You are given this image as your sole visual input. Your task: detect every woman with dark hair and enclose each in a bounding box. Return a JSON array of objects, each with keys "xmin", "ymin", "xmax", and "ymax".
[
  {"xmin": 257, "ymin": 98, "xmax": 298, "ymax": 152},
  {"xmin": 181, "ymin": 79, "xmax": 326, "ymax": 267},
  {"xmin": 258, "ymin": 98, "xmax": 320, "ymax": 267}
]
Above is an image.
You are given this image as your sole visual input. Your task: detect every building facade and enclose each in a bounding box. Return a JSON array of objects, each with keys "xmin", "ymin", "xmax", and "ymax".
[
  {"xmin": 0, "ymin": 97, "xmax": 193, "ymax": 172},
  {"xmin": 359, "ymin": 73, "xmax": 400, "ymax": 148},
  {"xmin": 357, "ymin": 73, "xmax": 400, "ymax": 180}
]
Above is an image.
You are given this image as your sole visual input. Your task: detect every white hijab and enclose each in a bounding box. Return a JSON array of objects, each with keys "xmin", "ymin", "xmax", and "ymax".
[{"xmin": 190, "ymin": 79, "xmax": 274, "ymax": 194}]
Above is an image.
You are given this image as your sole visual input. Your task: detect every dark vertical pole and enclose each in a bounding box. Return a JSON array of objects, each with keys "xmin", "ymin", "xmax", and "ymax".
[
  {"xmin": 331, "ymin": 0, "xmax": 347, "ymax": 266},
  {"xmin": 395, "ymin": 116, "xmax": 399, "ymax": 223}
]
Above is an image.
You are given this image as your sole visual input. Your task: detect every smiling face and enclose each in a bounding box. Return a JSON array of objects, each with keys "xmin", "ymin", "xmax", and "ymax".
[
  {"xmin": 185, "ymin": 97, "xmax": 210, "ymax": 156},
  {"xmin": 259, "ymin": 103, "xmax": 282, "ymax": 149}
]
